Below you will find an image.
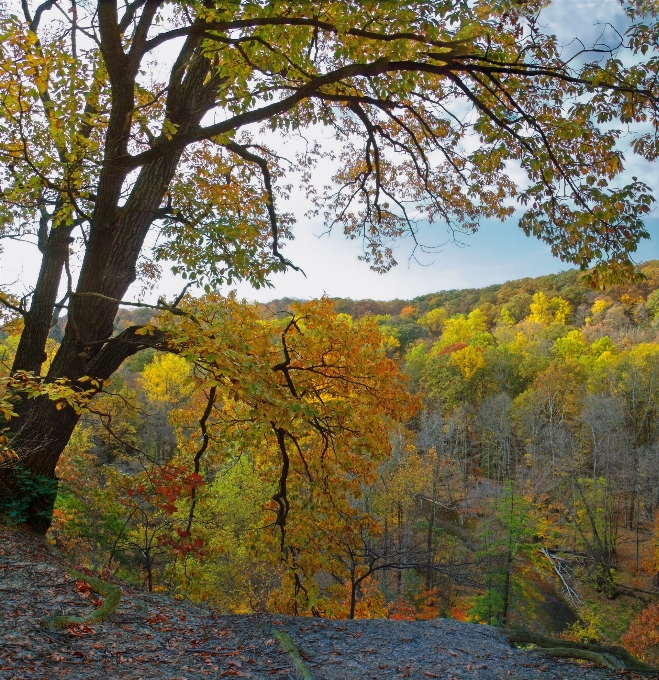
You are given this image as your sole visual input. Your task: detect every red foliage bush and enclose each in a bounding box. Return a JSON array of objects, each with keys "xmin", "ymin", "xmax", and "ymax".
[{"xmin": 622, "ymin": 604, "xmax": 659, "ymax": 666}]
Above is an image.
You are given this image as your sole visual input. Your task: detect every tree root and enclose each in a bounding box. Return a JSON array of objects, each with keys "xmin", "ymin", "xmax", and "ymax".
[
  {"xmin": 39, "ymin": 568, "xmax": 121, "ymax": 631},
  {"xmin": 499, "ymin": 628, "xmax": 659, "ymax": 675},
  {"xmin": 527, "ymin": 647, "xmax": 626, "ymax": 671},
  {"xmin": 271, "ymin": 626, "xmax": 313, "ymax": 680}
]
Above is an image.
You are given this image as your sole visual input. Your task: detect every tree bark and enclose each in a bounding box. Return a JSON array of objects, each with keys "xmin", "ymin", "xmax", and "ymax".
[
  {"xmin": 2, "ymin": 24, "xmax": 216, "ymax": 533},
  {"xmin": 12, "ymin": 224, "xmax": 74, "ymax": 374},
  {"xmin": 1, "ymin": 326, "xmax": 165, "ymax": 532}
]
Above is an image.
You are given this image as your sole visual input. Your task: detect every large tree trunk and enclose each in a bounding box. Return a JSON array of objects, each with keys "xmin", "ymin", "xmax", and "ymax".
[
  {"xmin": 12, "ymin": 223, "xmax": 75, "ymax": 375},
  {"xmin": 0, "ymin": 28, "xmax": 216, "ymax": 532},
  {"xmin": 1, "ymin": 325, "xmax": 163, "ymax": 532},
  {"xmin": 0, "ymin": 184, "xmax": 168, "ymax": 533},
  {"xmin": 0, "ymin": 401, "xmax": 80, "ymax": 533}
]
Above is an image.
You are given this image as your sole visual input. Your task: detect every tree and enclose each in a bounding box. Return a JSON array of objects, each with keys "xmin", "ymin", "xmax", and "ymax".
[
  {"xmin": 139, "ymin": 354, "xmax": 193, "ymax": 405},
  {"xmin": 418, "ymin": 308, "xmax": 448, "ymax": 335},
  {"xmin": 163, "ymin": 296, "xmax": 417, "ymax": 608},
  {"xmin": 527, "ymin": 292, "xmax": 572, "ymax": 326},
  {"xmin": 50, "ymin": 296, "xmax": 417, "ymax": 601},
  {"xmin": 1, "ymin": 0, "xmax": 658, "ymax": 532},
  {"xmin": 622, "ymin": 604, "xmax": 659, "ymax": 666},
  {"xmin": 468, "ymin": 482, "xmax": 535, "ymax": 626},
  {"xmin": 478, "ymin": 392, "xmax": 515, "ymax": 482}
]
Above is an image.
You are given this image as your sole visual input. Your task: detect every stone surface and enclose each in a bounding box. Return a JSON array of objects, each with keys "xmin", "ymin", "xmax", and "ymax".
[{"xmin": 0, "ymin": 527, "xmax": 634, "ymax": 679}]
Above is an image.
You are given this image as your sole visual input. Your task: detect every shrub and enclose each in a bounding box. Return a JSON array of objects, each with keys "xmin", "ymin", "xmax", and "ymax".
[{"xmin": 622, "ymin": 604, "xmax": 659, "ymax": 666}]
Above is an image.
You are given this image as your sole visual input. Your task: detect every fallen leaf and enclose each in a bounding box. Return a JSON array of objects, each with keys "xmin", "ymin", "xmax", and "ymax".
[
  {"xmin": 75, "ymin": 580, "xmax": 92, "ymax": 598},
  {"xmin": 67, "ymin": 624, "xmax": 96, "ymax": 636}
]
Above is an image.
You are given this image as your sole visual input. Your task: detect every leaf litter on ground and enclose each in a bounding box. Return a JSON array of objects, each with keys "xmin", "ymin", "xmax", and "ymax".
[{"xmin": 0, "ymin": 526, "xmax": 650, "ymax": 679}]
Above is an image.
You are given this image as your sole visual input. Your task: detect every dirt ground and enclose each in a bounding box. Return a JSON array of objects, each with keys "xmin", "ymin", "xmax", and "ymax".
[{"xmin": 0, "ymin": 526, "xmax": 650, "ymax": 680}]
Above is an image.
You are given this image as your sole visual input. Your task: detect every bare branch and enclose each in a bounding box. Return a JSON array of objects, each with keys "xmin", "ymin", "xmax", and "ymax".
[
  {"xmin": 185, "ymin": 385, "xmax": 217, "ymax": 534},
  {"xmin": 224, "ymin": 141, "xmax": 304, "ymax": 275}
]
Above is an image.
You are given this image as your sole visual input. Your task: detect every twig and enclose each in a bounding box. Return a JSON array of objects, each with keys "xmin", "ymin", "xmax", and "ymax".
[{"xmin": 184, "ymin": 646, "xmax": 256, "ymax": 656}]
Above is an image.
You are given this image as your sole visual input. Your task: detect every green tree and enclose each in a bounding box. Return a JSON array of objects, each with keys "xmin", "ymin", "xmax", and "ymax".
[
  {"xmin": 646, "ymin": 290, "xmax": 659, "ymax": 325},
  {"xmin": 501, "ymin": 293, "xmax": 534, "ymax": 324},
  {"xmin": 469, "ymin": 483, "xmax": 535, "ymax": 626}
]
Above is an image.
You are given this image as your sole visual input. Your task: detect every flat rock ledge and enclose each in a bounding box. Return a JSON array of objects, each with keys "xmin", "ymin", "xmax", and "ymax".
[{"xmin": 0, "ymin": 527, "xmax": 645, "ymax": 680}]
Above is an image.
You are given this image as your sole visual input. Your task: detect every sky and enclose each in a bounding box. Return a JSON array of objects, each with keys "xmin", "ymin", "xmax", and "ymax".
[
  {"xmin": 1, "ymin": 0, "xmax": 657, "ymax": 305},
  {"xmin": 219, "ymin": 0, "xmax": 659, "ymax": 302},
  {"xmin": 220, "ymin": 216, "xmax": 659, "ymax": 303}
]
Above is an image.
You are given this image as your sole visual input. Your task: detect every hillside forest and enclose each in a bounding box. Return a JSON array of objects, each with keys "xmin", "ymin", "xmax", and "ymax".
[{"xmin": 3, "ymin": 263, "xmax": 659, "ymax": 665}]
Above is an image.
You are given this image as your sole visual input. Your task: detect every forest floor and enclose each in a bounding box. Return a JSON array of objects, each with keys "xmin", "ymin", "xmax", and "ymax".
[{"xmin": 0, "ymin": 526, "xmax": 652, "ymax": 680}]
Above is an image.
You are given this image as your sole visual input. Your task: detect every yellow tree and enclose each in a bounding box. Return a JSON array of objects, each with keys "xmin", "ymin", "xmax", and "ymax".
[
  {"xmin": 418, "ymin": 308, "xmax": 449, "ymax": 334},
  {"xmin": 143, "ymin": 295, "xmax": 418, "ymax": 613},
  {"xmin": 527, "ymin": 292, "xmax": 572, "ymax": 326},
  {"xmin": 452, "ymin": 345, "xmax": 486, "ymax": 381},
  {"xmin": 139, "ymin": 354, "xmax": 193, "ymax": 405}
]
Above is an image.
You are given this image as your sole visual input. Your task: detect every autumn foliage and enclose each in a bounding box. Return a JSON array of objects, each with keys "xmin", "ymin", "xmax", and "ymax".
[
  {"xmin": 157, "ymin": 295, "xmax": 418, "ymax": 612},
  {"xmin": 622, "ymin": 605, "xmax": 659, "ymax": 666},
  {"xmin": 9, "ymin": 263, "xmax": 658, "ymax": 644}
]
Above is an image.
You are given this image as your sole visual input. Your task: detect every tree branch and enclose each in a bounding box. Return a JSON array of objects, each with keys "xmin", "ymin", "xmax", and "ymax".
[
  {"xmin": 0, "ymin": 294, "xmax": 27, "ymax": 317},
  {"xmin": 185, "ymin": 385, "xmax": 216, "ymax": 534},
  {"xmin": 71, "ymin": 291, "xmax": 198, "ymax": 323},
  {"xmin": 24, "ymin": 0, "xmax": 58, "ymax": 32},
  {"xmin": 272, "ymin": 425, "xmax": 291, "ymax": 552},
  {"xmin": 143, "ymin": 17, "xmax": 475, "ymax": 53},
  {"xmin": 223, "ymin": 141, "xmax": 304, "ymax": 274},
  {"xmin": 124, "ymin": 60, "xmax": 451, "ymax": 169}
]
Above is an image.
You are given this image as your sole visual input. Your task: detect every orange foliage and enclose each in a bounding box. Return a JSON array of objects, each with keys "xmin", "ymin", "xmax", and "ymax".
[
  {"xmin": 415, "ymin": 588, "xmax": 443, "ymax": 620},
  {"xmin": 392, "ymin": 586, "xmax": 444, "ymax": 621},
  {"xmin": 389, "ymin": 599, "xmax": 417, "ymax": 621},
  {"xmin": 622, "ymin": 604, "xmax": 659, "ymax": 666},
  {"xmin": 162, "ymin": 295, "xmax": 418, "ymax": 611},
  {"xmin": 327, "ymin": 579, "xmax": 389, "ymax": 620},
  {"xmin": 449, "ymin": 598, "xmax": 471, "ymax": 622}
]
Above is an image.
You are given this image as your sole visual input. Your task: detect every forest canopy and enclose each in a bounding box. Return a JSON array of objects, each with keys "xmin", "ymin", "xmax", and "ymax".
[
  {"xmin": 1, "ymin": 0, "xmax": 659, "ymax": 533},
  {"xmin": 2, "ymin": 262, "xmax": 655, "ymax": 661}
]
